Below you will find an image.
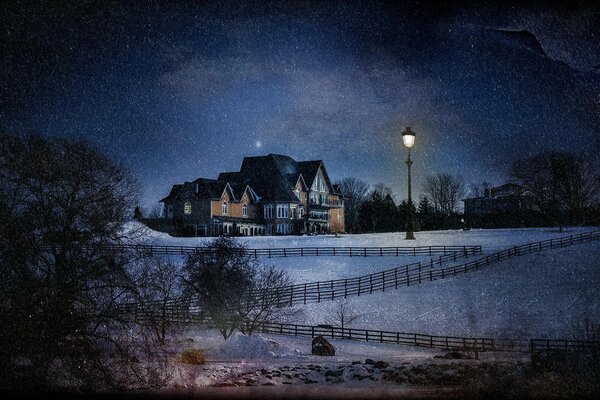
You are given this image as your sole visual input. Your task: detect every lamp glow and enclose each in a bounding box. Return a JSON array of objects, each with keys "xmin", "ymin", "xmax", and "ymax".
[{"xmin": 401, "ymin": 127, "xmax": 416, "ymax": 149}]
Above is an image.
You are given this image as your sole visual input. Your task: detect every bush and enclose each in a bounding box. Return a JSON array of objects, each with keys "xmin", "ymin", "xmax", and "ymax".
[{"xmin": 180, "ymin": 349, "xmax": 206, "ymax": 365}]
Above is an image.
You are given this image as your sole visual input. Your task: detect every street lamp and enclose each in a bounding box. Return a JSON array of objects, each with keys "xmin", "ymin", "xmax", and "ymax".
[{"xmin": 401, "ymin": 127, "xmax": 416, "ymax": 240}]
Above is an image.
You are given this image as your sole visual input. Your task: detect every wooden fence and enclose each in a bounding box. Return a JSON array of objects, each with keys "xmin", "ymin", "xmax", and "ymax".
[
  {"xmin": 529, "ymin": 338, "xmax": 600, "ymax": 353},
  {"xmin": 97, "ymin": 243, "xmax": 481, "ymax": 258},
  {"xmin": 256, "ymin": 230, "xmax": 600, "ymax": 306},
  {"xmin": 123, "ymin": 309, "xmax": 599, "ymax": 354}
]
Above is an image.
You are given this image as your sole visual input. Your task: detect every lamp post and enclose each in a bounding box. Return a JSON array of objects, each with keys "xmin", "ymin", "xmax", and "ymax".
[{"xmin": 401, "ymin": 127, "xmax": 416, "ymax": 240}]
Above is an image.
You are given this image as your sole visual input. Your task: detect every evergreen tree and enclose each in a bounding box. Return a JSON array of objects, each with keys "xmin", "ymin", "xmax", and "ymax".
[
  {"xmin": 418, "ymin": 196, "xmax": 433, "ymax": 215},
  {"xmin": 133, "ymin": 205, "xmax": 143, "ymax": 220}
]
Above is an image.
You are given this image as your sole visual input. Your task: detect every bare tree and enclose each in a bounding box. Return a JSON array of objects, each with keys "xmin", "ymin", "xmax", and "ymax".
[
  {"xmin": 183, "ymin": 237, "xmax": 295, "ymax": 339},
  {"xmin": 337, "ymin": 177, "xmax": 371, "ymax": 233},
  {"xmin": 373, "ymin": 183, "xmax": 394, "ymax": 199},
  {"xmin": 0, "ymin": 134, "xmax": 168, "ymax": 391},
  {"xmin": 237, "ymin": 264, "xmax": 300, "ymax": 335},
  {"xmin": 511, "ymin": 151, "xmax": 600, "ymax": 223},
  {"xmin": 326, "ymin": 298, "xmax": 363, "ymax": 329},
  {"xmin": 423, "ymin": 173, "xmax": 464, "ymax": 215},
  {"xmin": 134, "ymin": 256, "xmax": 185, "ymax": 345}
]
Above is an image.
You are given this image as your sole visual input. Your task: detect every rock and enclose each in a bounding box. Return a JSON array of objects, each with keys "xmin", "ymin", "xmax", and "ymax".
[
  {"xmin": 374, "ymin": 361, "xmax": 389, "ymax": 369},
  {"xmin": 351, "ymin": 360, "xmax": 361, "ymax": 365},
  {"xmin": 311, "ymin": 335, "xmax": 335, "ymax": 356},
  {"xmin": 325, "ymin": 369, "xmax": 344, "ymax": 377},
  {"xmin": 304, "ymin": 379, "xmax": 318, "ymax": 384},
  {"xmin": 365, "ymin": 358, "xmax": 374, "ymax": 364}
]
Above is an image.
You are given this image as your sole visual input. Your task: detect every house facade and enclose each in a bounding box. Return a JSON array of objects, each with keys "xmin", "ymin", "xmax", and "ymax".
[
  {"xmin": 462, "ymin": 183, "xmax": 533, "ymax": 215},
  {"xmin": 160, "ymin": 154, "xmax": 345, "ymax": 236}
]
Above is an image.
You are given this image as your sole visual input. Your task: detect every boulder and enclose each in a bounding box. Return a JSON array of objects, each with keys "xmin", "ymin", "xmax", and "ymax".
[{"xmin": 311, "ymin": 335, "xmax": 335, "ymax": 356}]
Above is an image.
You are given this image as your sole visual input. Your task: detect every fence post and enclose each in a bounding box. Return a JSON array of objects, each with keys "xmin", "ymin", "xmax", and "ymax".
[
  {"xmin": 395, "ymin": 269, "xmax": 398, "ymax": 289},
  {"xmin": 304, "ymin": 283, "xmax": 307, "ymax": 304},
  {"xmin": 365, "ymin": 330, "xmax": 369, "ymax": 342}
]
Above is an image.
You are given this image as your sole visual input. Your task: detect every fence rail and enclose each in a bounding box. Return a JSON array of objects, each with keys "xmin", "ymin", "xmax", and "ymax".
[
  {"xmin": 97, "ymin": 243, "xmax": 481, "ymax": 258},
  {"xmin": 122, "ymin": 310, "xmax": 599, "ymax": 354},
  {"xmin": 257, "ymin": 230, "xmax": 600, "ymax": 306},
  {"xmin": 530, "ymin": 339, "xmax": 600, "ymax": 353}
]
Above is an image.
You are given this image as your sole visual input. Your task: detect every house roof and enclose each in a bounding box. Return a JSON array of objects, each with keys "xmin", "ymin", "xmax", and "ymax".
[
  {"xmin": 297, "ymin": 160, "xmax": 322, "ymax": 188},
  {"xmin": 163, "ymin": 153, "xmax": 335, "ymax": 204},
  {"xmin": 159, "ymin": 184, "xmax": 182, "ymax": 203}
]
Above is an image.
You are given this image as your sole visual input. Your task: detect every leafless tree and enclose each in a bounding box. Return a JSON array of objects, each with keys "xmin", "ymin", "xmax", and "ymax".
[
  {"xmin": 423, "ymin": 173, "xmax": 464, "ymax": 215},
  {"xmin": 326, "ymin": 298, "xmax": 363, "ymax": 329},
  {"xmin": 0, "ymin": 134, "xmax": 166, "ymax": 391},
  {"xmin": 373, "ymin": 182, "xmax": 394, "ymax": 199},
  {"xmin": 183, "ymin": 237, "xmax": 295, "ymax": 339},
  {"xmin": 134, "ymin": 256, "xmax": 185, "ymax": 345},
  {"xmin": 511, "ymin": 151, "xmax": 600, "ymax": 223},
  {"xmin": 337, "ymin": 177, "xmax": 371, "ymax": 233},
  {"xmin": 237, "ymin": 264, "xmax": 301, "ymax": 335}
]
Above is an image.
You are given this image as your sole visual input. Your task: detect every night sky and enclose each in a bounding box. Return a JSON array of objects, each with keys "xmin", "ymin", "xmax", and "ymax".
[{"xmin": 2, "ymin": 1, "xmax": 599, "ymax": 209}]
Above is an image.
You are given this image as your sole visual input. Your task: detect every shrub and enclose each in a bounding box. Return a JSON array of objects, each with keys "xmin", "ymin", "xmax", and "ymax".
[{"xmin": 180, "ymin": 349, "xmax": 206, "ymax": 365}]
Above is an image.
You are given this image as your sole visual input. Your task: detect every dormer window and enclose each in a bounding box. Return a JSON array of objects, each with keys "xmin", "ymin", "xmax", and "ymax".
[
  {"xmin": 184, "ymin": 202, "xmax": 192, "ymax": 215},
  {"xmin": 222, "ymin": 202, "xmax": 228, "ymax": 214},
  {"xmin": 242, "ymin": 203, "xmax": 248, "ymax": 217}
]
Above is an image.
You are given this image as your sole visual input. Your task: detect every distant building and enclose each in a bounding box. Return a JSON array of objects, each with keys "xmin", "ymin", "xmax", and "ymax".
[
  {"xmin": 462, "ymin": 183, "xmax": 533, "ymax": 215},
  {"xmin": 160, "ymin": 154, "xmax": 344, "ymax": 236}
]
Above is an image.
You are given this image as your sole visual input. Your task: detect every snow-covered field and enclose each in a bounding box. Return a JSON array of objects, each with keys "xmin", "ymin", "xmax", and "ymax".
[
  {"xmin": 132, "ymin": 225, "xmax": 600, "ymax": 392},
  {"xmin": 135, "ymin": 224, "xmax": 600, "ymax": 339},
  {"xmin": 131, "ymin": 222, "xmax": 597, "ymax": 251}
]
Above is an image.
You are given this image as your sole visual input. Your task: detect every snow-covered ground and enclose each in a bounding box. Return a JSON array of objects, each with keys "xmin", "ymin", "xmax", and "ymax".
[
  {"xmin": 130, "ymin": 222, "xmax": 597, "ymax": 252},
  {"xmin": 134, "ymin": 225, "xmax": 599, "ymax": 391},
  {"xmin": 299, "ymin": 240, "xmax": 600, "ymax": 339}
]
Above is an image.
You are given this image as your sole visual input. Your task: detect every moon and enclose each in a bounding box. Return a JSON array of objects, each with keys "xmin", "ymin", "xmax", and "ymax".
[{"xmin": 255, "ymin": 140, "xmax": 262, "ymax": 148}]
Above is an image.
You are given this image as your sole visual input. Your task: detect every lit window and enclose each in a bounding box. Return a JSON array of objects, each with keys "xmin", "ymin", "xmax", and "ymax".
[
  {"xmin": 242, "ymin": 203, "xmax": 248, "ymax": 217},
  {"xmin": 184, "ymin": 202, "xmax": 192, "ymax": 214},
  {"xmin": 222, "ymin": 202, "xmax": 228, "ymax": 214}
]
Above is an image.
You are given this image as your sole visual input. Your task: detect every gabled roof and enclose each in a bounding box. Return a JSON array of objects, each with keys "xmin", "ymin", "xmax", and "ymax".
[
  {"xmin": 162, "ymin": 153, "xmax": 337, "ymax": 205},
  {"xmin": 233, "ymin": 154, "xmax": 300, "ymax": 202},
  {"xmin": 297, "ymin": 160, "xmax": 322, "ymax": 188},
  {"xmin": 192, "ymin": 178, "xmax": 228, "ymax": 199},
  {"xmin": 159, "ymin": 184, "xmax": 182, "ymax": 203},
  {"xmin": 331, "ymin": 184, "xmax": 342, "ymax": 196}
]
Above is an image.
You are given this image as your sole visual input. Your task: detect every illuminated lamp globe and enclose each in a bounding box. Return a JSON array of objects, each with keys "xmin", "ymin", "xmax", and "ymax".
[{"xmin": 401, "ymin": 127, "xmax": 416, "ymax": 149}]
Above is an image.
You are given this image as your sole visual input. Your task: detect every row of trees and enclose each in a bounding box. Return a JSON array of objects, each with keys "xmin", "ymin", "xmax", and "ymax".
[
  {"xmin": 510, "ymin": 150, "xmax": 600, "ymax": 229},
  {"xmin": 337, "ymin": 174, "xmax": 465, "ymax": 233},
  {"xmin": 338, "ymin": 150, "xmax": 600, "ymax": 233}
]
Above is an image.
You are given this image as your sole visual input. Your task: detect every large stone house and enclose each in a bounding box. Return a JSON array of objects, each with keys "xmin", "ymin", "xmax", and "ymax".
[{"xmin": 160, "ymin": 154, "xmax": 345, "ymax": 236}]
